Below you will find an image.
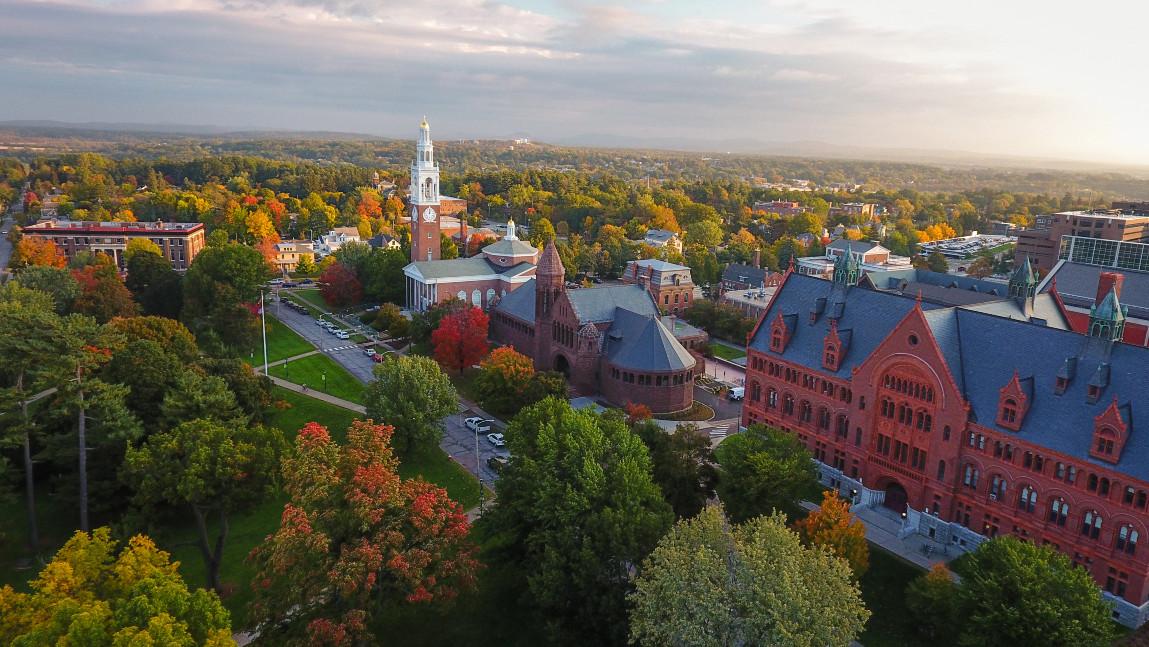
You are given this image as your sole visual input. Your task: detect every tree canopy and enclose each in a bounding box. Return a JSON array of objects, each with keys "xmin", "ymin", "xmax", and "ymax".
[
  {"xmin": 715, "ymin": 424, "xmax": 819, "ymax": 523},
  {"xmin": 364, "ymin": 355, "xmax": 457, "ymax": 454}
]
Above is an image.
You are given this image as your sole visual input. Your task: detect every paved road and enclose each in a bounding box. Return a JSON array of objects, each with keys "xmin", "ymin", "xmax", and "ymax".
[{"xmin": 267, "ymin": 296, "xmax": 511, "ymax": 485}]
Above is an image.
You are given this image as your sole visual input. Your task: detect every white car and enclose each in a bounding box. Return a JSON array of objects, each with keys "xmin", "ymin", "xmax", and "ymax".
[
  {"xmin": 465, "ymin": 417, "xmax": 491, "ymax": 433},
  {"xmin": 486, "ymin": 432, "xmax": 505, "ymax": 447},
  {"xmin": 335, "ymin": 331, "xmax": 350, "ymax": 340},
  {"xmin": 364, "ymin": 348, "xmax": 377, "ymax": 357}
]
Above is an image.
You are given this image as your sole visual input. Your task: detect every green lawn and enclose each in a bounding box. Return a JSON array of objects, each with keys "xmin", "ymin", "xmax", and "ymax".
[
  {"xmin": 269, "ymin": 354, "xmax": 366, "ymax": 404},
  {"xmin": 247, "ymin": 314, "xmax": 315, "ymax": 363},
  {"xmin": 858, "ymin": 546, "xmax": 929, "ymax": 647},
  {"xmin": 292, "ymin": 288, "xmax": 329, "ymax": 312},
  {"xmin": 710, "ymin": 342, "xmax": 747, "ymax": 362}
]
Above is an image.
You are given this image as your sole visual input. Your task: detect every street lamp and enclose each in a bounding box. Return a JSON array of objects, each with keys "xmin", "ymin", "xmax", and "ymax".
[{"xmin": 322, "ymin": 372, "xmax": 327, "ymax": 393}]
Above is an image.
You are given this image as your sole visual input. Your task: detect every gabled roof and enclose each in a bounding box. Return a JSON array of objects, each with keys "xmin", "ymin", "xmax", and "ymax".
[
  {"xmin": 405, "ymin": 257, "xmax": 513, "ymax": 281},
  {"xmin": 827, "ymin": 239, "xmax": 884, "ymax": 255},
  {"xmin": 961, "ymin": 293, "xmax": 1069, "ymax": 328},
  {"xmin": 482, "ymin": 238, "xmax": 538, "ymax": 258},
  {"xmin": 602, "ymin": 309, "xmax": 696, "ymax": 372},
  {"xmin": 644, "ymin": 229, "xmax": 679, "ymax": 243},
  {"xmin": 494, "ymin": 278, "xmax": 537, "ymax": 321},
  {"xmin": 748, "ymin": 274, "xmax": 937, "ymax": 376},
  {"xmin": 723, "ymin": 263, "xmax": 770, "ymax": 286},
  {"xmin": 630, "ymin": 258, "xmax": 689, "ymax": 272},
  {"xmin": 568, "ymin": 284, "xmax": 658, "ymax": 323}
]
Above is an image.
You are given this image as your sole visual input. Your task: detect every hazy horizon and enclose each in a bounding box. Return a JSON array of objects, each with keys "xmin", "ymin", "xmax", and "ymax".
[{"xmin": 2, "ymin": 0, "xmax": 1145, "ymax": 166}]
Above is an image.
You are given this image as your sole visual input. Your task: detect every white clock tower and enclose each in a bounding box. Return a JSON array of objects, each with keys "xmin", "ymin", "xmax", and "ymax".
[{"xmin": 410, "ymin": 116, "xmax": 441, "ymax": 262}]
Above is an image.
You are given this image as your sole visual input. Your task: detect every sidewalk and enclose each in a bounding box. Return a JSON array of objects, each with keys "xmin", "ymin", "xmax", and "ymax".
[
  {"xmin": 265, "ymin": 375, "xmax": 366, "ymax": 414},
  {"xmin": 800, "ymin": 500, "xmax": 950, "ymax": 571}
]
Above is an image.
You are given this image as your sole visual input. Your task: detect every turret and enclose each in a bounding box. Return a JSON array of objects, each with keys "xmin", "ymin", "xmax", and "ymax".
[
  {"xmin": 536, "ymin": 239, "xmax": 565, "ymax": 319},
  {"xmin": 1089, "ymin": 286, "xmax": 1127, "ymax": 342},
  {"xmin": 1009, "ymin": 255, "xmax": 1038, "ymax": 318},
  {"xmin": 832, "ymin": 250, "xmax": 859, "ymax": 287}
]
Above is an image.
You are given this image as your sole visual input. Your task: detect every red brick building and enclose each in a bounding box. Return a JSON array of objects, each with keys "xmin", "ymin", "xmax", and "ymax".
[
  {"xmin": 742, "ymin": 253, "xmax": 1149, "ymax": 627},
  {"xmin": 621, "ymin": 258, "xmax": 697, "ymax": 315},
  {"xmin": 490, "ymin": 241, "xmax": 702, "ymax": 414},
  {"xmin": 22, "ymin": 220, "xmax": 205, "ymax": 270}
]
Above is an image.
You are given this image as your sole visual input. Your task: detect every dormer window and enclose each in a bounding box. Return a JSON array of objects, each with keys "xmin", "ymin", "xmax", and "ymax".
[
  {"xmin": 824, "ymin": 344, "xmax": 837, "ymax": 370},
  {"xmin": 1054, "ymin": 376, "xmax": 1068, "ymax": 394},
  {"xmin": 769, "ymin": 312, "xmax": 793, "ymax": 354},
  {"xmin": 996, "ymin": 373, "xmax": 1029, "ymax": 432},
  {"xmin": 1090, "ymin": 399, "xmax": 1129, "ymax": 464},
  {"xmin": 771, "ymin": 328, "xmax": 784, "ymax": 352}
]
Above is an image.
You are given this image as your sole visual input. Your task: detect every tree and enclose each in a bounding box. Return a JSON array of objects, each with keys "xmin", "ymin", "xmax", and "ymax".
[
  {"xmin": 124, "ymin": 237, "xmax": 163, "ymax": 263},
  {"xmin": 716, "ymin": 424, "xmax": 818, "ymax": 523},
  {"xmin": 431, "ymin": 306, "xmax": 490, "ymax": 373},
  {"xmin": 633, "ymin": 420, "xmax": 717, "ymax": 519},
  {"xmin": 182, "ymin": 243, "xmax": 269, "ymax": 354},
  {"xmin": 364, "ymin": 355, "xmax": 457, "ymax": 454},
  {"xmin": 473, "ymin": 345, "xmax": 535, "ymax": 415},
  {"xmin": 951, "ymin": 536, "xmax": 1115, "ymax": 647},
  {"xmin": 439, "ymin": 233, "xmax": 459, "ymax": 259},
  {"xmin": 247, "ymin": 420, "xmax": 479, "ymax": 645},
  {"xmin": 124, "ymin": 418, "xmax": 285, "ymax": 593},
  {"xmin": 409, "ymin": 297, "xmax": 466, "ymax": 350},
  {"xmin": 9, "ymin": 236, "xmax": 66, "ymax": 269},
  {"xmin": 14, "ymin": 265, "xmax": 79, "ymax": 314},
  {"xmin": 485, "ymin": 399, "xmax": 672, "ymax": 643},
  {"xmin": 794, "ymin": 490, "xmax": 869, "ymax": 577},
  {"xmin": 319, "ymin": 262, "xmax": 362, "ymax": 307},
  {"xmin": 927, "ymin": 251, "xmax": 949, "ymax": 273},
  {"xmin": 106, "ymin": 315, "xmax": 200, "ymax": 363},
  {"xmin": 294, "ymin": 253, "xmax": 317, "ymax": 275},
  {"xmin": 685, "ymin": 220, "xmax": 724, "ymax": 248},
  {"xmin": 905, "ymin": 564, "xmax": 960, "ymax": 641},
  {"xmin": 71, "ymin": 262, "xmax": 139, "ymax": 323},
  {"xmin": 629, "ymin": 506, "xmax": 869, "ymax": 647},
  {"xmin": 104, "ymin": 339, "xmax": 185, "ymax": 426},
  {"xmin": 529, "ymin": 217, "xmax": 556, "ymax": 248},
  {"xmin": 0, "ymin": 528, "xmax": 233, "ymax": 646},
  {"xmin": 126, "ymin": 247, "xmax": 183, "ymax": 318},
  {"xmin": 966, "ymin": 255, "xmax": 994, "ymax": 278}
]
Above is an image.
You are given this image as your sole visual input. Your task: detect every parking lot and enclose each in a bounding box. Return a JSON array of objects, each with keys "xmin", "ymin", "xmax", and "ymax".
[{"xmin": 440, "ymin": 410, "xmax": 510, "ymax": 486}]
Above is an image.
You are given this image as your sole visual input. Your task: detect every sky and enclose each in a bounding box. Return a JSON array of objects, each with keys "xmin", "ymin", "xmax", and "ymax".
[{"xmin": 1, "ymin": 0, "xmax": 1146, "ymax": 165}]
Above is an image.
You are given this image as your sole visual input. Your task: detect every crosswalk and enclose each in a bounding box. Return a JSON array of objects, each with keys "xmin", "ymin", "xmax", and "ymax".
[
  {"xmin": 708, "ymin": 423, "xmax": 732, "ymax": 440},
  {"xmin": 324, "ymin": 345, "xmax": 361, "ymax": 352}
]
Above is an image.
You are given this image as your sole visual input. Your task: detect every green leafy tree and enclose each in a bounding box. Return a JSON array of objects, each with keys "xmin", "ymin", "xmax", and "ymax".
[
  {"xmin": 196, "ymin": 358, "xmax": 275, "ymax": 424},
  {"xmin": 159, "ymin": 369, "xmax": 245, "ymax": 429},
  {"xmin": 0, "ymin": 528, "xmax": 234, "ymax": 646},
  {"xmin": 246, "ymin": 420, "xmax": 479, "ymax": 645},
  {"xmin": 529, "ymin": 217, "xmax": 556, "ymax": 248},
  {"xmin": 13, "ymin": 265, "xmax": 79, "ymax": 313},
  {"xmin": 716, "ymin": 424, "xmax": 818, "ymax": 523},
  {"xmin": 440, "ymin": 233, "xmax": 459, "ymax": 259},
  {"xmin": 123, "ymin": 418, "xmax": 286, "ymax": 593},
  {"xmin": 364, "ymin": 355, "xmax": 457, "ymax": 454},
  {"xmin": 629, "ymin": 506, "xmax": 869, "ymax": 647},
  {"xmin": 182, "ymin": 242, "xmax": 270, "ymax": 355},
  {"xmin": 104, "ymin": 339, "xmax": 185, "ymax": 426},
  {"xmin": 633, "ymin": 420, "xmax": 717, "ymax": 519},
  {"xmin": 685, "ymin": 220, "xmax": 724, "ymax": 247},
  {"xmin": 952, "ymin": 536, "xmax": 1116, "ymax": 647},
  {"xmin": 906, "ymin": 563, "xmax": 960, "ymax": 642},
  {"xmin": 294, "ymin": 253, "xmax": 317, "ymax": 275},
  {"xmin": 485, "ymin": 399, "xmax": 672, "ymax": 644},
  {"xmin": 126, "ymin": 247, "xmax": 184, "ymax": 318},
  {"xmin": 105, "ymin": 315, "xmax": 200, "ymax": 364},
  {"xmin": 927, "ymin": 251, "xmax": 950, "ymax": 273}
]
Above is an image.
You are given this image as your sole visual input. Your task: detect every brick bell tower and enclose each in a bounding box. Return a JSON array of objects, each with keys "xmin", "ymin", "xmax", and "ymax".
[{"xmin": 410, "ymin": 117, "xmax": 441, "ymax": 262}]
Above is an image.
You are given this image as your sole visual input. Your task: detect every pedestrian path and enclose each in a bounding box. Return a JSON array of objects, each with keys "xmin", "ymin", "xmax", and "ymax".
[{"xmin": 265, "ymin": 374, "xmax": 366, "ymax": 414}]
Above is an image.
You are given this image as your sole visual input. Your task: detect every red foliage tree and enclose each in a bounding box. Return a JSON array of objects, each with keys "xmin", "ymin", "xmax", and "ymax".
[
  {"xmin": 248, "ymin": 420, "xmax": 480, "ymax": 645},
  {"xmin": 625, "ymin": 402, "xmax": 654, "ymax": 426},
  {"xmin": 431, "ymin": 307, "xmax": 490, "ymax": 373},
  {"xmin": 71, "ymin": 262, "xmax": 139, "ymax": 322},
  {"xmin": 319, "ymin": 262, "xmax": 362, "ymax": 307}
]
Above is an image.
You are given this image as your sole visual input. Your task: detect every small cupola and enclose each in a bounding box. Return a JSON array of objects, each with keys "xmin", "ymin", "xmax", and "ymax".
[
  {"xmin": 1088, "ymin": 285, "xmax": 1127, "ymax": 343},
  {"xmin": 996, "ymin": 370, "xmax": 1033, "ymax": 431},
  {"xmin": 1090, "ymin": 397, "xmax": 1130, "ymax": 464}
]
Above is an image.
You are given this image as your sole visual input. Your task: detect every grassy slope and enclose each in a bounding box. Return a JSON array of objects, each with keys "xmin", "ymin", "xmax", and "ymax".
[
  {"xmin": 268, "ymin": 354, "xmax": 366, "ymax": 404},
  {"xmin": 709, "ymin": 342, "xmax": 747, "ymax": 362}
]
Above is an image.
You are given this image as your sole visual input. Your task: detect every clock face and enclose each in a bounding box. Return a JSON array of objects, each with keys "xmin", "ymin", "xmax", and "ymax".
[{"xmin": 422, "ymin": 207, "xmax": 436, "ymax": 222}]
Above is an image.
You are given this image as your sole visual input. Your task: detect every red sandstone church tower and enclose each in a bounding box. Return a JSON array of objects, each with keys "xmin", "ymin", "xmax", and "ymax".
[{"xmin": 410, "ymin": 117, "xmax": 441, "ymax": 262}]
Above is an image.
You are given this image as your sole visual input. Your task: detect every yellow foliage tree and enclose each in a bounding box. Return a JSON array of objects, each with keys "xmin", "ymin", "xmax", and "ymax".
[{"xmin": 795, "ymin": 490, "xmax": 869, "ymax": 577}]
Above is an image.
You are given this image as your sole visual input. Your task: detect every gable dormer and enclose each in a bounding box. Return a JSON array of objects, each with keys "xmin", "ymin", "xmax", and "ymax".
[
  {"xmin": 1054, "ymin": 356, "xmax": 1076, "ymax": 395},
  {"xmin": 1090, "ymin": 398, "xmax": 1129, "ymax": 464},
  {"xmin": 809, "ymin": 297, "xmax": 827, "ymax": 324},
  {"xmin": 996, "ymin": 371, "xmax": 1032, "ymax": 431},
  {"xmin": 823, "ymin": 320, "xmax": 851, "ymax": 372},
  {"xmin": 1087, "ymin": 363, "xmax": 1110, "ymax": 404},
  {"xmin": 769, "ymin": 311, "xmax": 795, "ymax": 353}
]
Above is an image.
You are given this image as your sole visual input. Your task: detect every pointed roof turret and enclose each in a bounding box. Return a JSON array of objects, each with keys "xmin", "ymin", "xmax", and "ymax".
[
  {"xmin": 1088, "ymin": 286, "xmax": 1128, "ymax": 342},
  {"xmin": 1009, "ymin": 256, "xmax": 1038, "ymax": 298},
  {"xmin": 537, "ymin": 239, "xmax": 565, "ymax": 278},
  {"xmin": 505, "ymin": 218, "xmax": 518, "ymax": 241}
]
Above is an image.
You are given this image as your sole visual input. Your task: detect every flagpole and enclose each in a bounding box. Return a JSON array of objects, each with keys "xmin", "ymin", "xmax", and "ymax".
[{"xmin": 261, "ymin": 289, "xmax": 269, "ymax": 375}]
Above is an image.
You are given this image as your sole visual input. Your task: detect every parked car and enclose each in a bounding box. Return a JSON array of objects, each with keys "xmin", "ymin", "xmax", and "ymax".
[
  {"xmin": 300, "ymin": 278, "xmax": 314, "ymax": 285},
  {"xmin": 283, "ymin": 282, "xmax": 299, "ymax": 288},
  {"xmin": 315, "ymin": 319, "xmax": 326, "ymax": 326},
  {"xmin": 727, "ymin": 386, "xmax": 745, "ymax": 401},
  {"xmin": 335, "ymin": 331, "xmax": 350, "ymax": 340},
  {"xmin": 487, "ymin": 455, "xmax": 509, "ymax": 472},
  {"xmin": 371, "ymin": 353, "xmax": 386, "ymax": 363},
  {"xmin": 486, "ymin": 432, "xmax": 506, "ymax": 447},
  {"xmin": 465, "ymin": 417, "xmax": 492, "ymax": 433}
]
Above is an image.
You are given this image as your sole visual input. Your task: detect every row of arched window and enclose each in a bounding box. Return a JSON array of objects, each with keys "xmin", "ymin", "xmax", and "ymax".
[
  {"xmin": 881, "ymin": 372, "xmax": 935, "ymax": 402},
  {"xmin": 878, "ymin": 398, "xmax": 933, "ymax": 432},
  {"xmin": 760, "ymin": 361, "xmax": 851, "ymax": 404}
]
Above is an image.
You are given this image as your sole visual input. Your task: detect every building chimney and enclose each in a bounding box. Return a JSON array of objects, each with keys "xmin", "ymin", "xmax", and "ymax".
[
  {"xmin": 1096, "ymin": 271, "xmax": 1125, "ymax": 304},
  {"xmin": 752, "ymin": 248, "xmax": 761, "ymax": 269}
]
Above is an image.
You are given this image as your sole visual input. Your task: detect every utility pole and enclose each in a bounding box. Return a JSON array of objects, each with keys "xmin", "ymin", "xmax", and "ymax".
[
  {"xmin": 76, "ymin": 363, "xmax": 88, "ymax": 532},
  {"xmin": 261, "ymin": 289, "xmax": 269, "ymax": 376}
]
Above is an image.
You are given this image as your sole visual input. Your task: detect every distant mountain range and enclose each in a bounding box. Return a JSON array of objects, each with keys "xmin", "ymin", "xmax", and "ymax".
[{"xmin": 2, "ymin": 119, "xmax": 1147, "ymax": 176}]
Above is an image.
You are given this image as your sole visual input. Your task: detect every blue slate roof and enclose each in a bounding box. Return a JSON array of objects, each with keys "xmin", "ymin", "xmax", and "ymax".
[
  {"xmin": 568, "ymin": 284, "xmax": 658, "ymax": 323},
  {"xmin": 950, "ymin": 308, "xmax": 1148, "ymax": 479},
  {"xmin": 603, "ymin": 309, "xmax": 696, "ymax": 372},
  {"xmin": 748, "ymin": 273, "xmax": 938, "ymax": 377},
  {"xmin": 494, "ymin": 279, "xmax": 537, "ymax": 321},
  {"xmin": 754, "ymin": 272, "xmax": 1149, "ymax": 481}
]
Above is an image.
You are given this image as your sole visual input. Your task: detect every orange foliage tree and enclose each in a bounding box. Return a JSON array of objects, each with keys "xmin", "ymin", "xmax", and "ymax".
[
  {"xmin": 11, "ymin": 237, "xmax": 66, "ymax": 269},
  {"xmin": 794, "ymin": 490, "xmax": 869, "ymax": 577},
  {"xmin": 473, "ymin": 346, "xmax": 534, "ymax": 413},
  {"xmin": 247, "ymin": 420, "xmax": 480, "ymax": 645},
  {"xmin": 431, "ymin": 307, "xmax": 489, "ymax": 373}
]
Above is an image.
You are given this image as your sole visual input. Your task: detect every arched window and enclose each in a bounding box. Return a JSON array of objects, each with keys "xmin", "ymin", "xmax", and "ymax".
[
  {"xmin": 1018, "ymin": 486, "xmax": 1037, "ymax": 513},
  {"xmin": 771, "ymin": 329, "xmax": 784, "ymax": 352},
  {"xmin": 963, "ymin": 465, "xmax": 979, "ymax": 489},
  {"xmin": 471, "ymin": 289, "xmax": 482, "ymax": 307},
  {"xmin": 767, "ymin": 388, "xmax": 778, "ymax": 408},
  {"xmin": 1088, "ymin": 474, "xmax": 1099, "ymax": 491},
  {"xmin": 782, "ymin": 394, "xmax": 795, "ymax": 416},
  {"xmin": 1081, "ymin": 511, "xmax": 1103, "ymax": 539},
  {"xmin": 817, "ymin": 407, "xmax": 831, "ymax": 430},
  {"xmin": 937, "ymin": 460, "xmax": 946, "ymax": 481},
  {"xmin": 750, "ymin": 381, "xmax": 762, "ymax": 402},
  {"xmin": 1001, "ymin": 398, "xmax": 1018, "ymax": 424},
  {"xmin": 457, "ymin": 290, "xmax": 467, "ymax": 301},
  {"xmin": 799, "ymin": 400, "xmax": 813, "ymax": 423},
  {"xmin": 1100, "ymin": 478, "xmax": 1111, "ymax": 497},
  {"xmin": 824, "ymin": 344, "xmax": 837, "ymax": 368},
  {"xmin": 1048, "ymin": 498, "xmax": 1069, "ymax": 526},
  {"xmin": 486, "ymin": 288, "xmax": 496, "ymax": 305},
  {"xmin": 1117, "ymin": 526, "xmax": 1139, "ymax": 554},
  {"xmin": 990, "ymin": 476, "xmax": 1008, "ymax": 501}
]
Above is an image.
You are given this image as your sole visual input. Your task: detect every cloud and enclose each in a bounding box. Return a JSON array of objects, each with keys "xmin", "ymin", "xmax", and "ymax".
[{"xmin": 0, "ymin": 0, "xmax": 1143, "ymax": 163}]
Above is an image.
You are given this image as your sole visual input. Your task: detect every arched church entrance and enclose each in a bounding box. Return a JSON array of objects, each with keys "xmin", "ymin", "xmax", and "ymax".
[
  {"xmin": 554, "ymin": 354, "xmax": 571, "ymax": 378},
  {"xmin": 883, "ymin": 482, "xmax": 909, "ymax": 513}
]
